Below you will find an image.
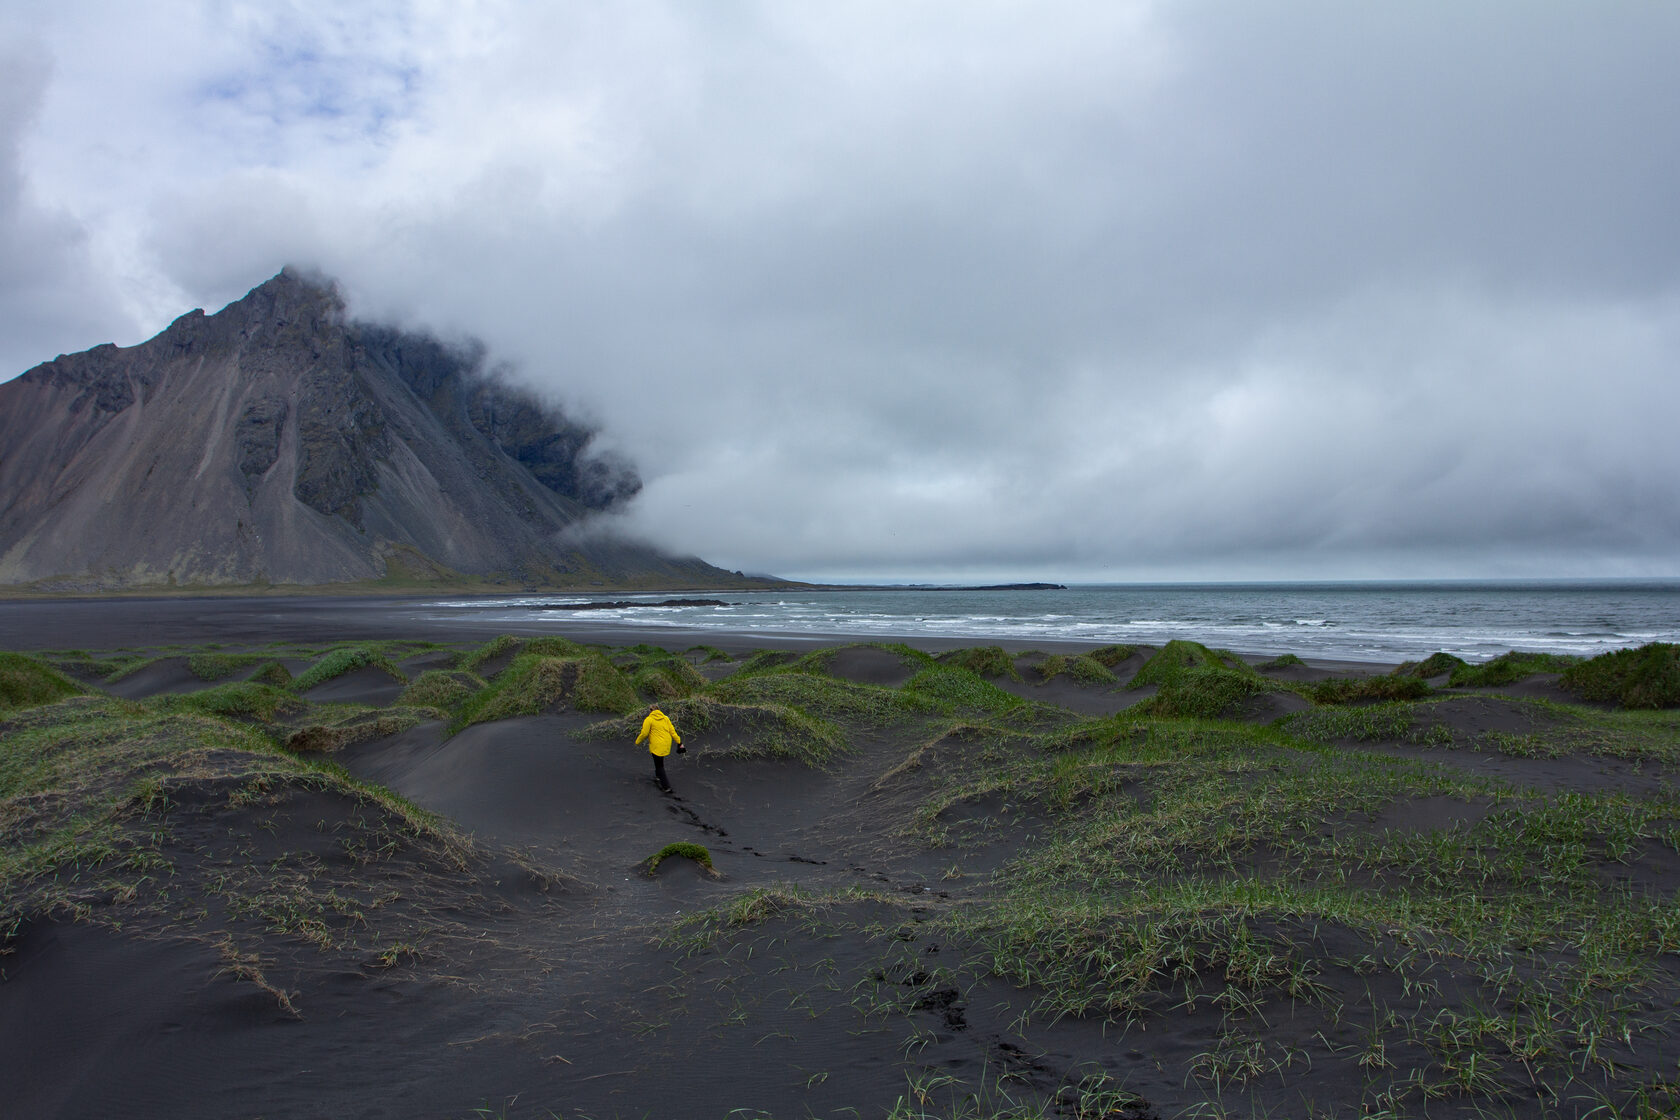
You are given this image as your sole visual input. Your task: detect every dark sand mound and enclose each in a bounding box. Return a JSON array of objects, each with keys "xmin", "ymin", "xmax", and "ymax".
[
  {"xmin": 1413, "ymin": 694, "xmax": 1568, "ymax": 738},
  {"xmin": 398, "ymin": 648, "xmax": 461, "ymax": 676},
  {"xmin": 1015, "ymin": 677, "xmax": 1146, "ymax": 716},
  {"xmin": 102, "ymin": 656, "xmax": 207, "ymax": 699},
  {"xmin": 0, "ymin": 917, "xmax": 587, "ymax": 1120},
  {"xmin": 9, "ymin": 624, "xmax": 1680, "ymax": 1120},
  {"xmin": 1230, "ymin": 688, "xmax": 1313, "ymax": 722},
  {"xmin": 820, "ymin": 644, "xmax": 922, "ymax": 688},
  {"xmin": 300, "ymin": 664, "xmax": 408, "ymax": 706}
]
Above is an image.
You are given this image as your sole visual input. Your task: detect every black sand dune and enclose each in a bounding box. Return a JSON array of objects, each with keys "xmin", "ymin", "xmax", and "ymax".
[
  {"xmin": 301, "ymin": 664, "xmax": 410, "ymax": 706},
  {"xmin": 5, "ymin": 609, "xmax": 1680, "ymax": 1119},
  {"xmin": 102, "ymin": 656, "xmax": 211, "ymax": 700}
]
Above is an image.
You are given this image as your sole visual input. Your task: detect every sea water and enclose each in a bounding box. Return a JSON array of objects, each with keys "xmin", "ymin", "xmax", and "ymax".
[{"xmin": 423, "ymin": 581, "xmax": 1680, "ymax": 664}]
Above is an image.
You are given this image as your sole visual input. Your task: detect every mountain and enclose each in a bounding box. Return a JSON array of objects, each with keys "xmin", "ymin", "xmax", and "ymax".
[{"xmin": 0, "ymin": 270, "xmax": 765, "ymax": 591}]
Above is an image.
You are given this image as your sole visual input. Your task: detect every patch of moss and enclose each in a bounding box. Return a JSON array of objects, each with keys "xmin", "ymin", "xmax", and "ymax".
[
  {"xmin": 1562, "ymin": 643, "xmax": 1680, "ymax": 709},
  {"xmin": 641, "ymin": 841, "xmax": 719, "ymax": 877}
]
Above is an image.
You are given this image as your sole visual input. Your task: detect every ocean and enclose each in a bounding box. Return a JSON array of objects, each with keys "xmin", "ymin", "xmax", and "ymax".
[{"xmin": 422, "ymin": 580, "xmax": 1680, "ymax": 664}]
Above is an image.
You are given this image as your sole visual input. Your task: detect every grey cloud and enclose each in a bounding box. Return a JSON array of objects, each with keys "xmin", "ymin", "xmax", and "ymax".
[{"xmin": 4, "ymin": 3, "xmax": 1678, "ymax": 581}]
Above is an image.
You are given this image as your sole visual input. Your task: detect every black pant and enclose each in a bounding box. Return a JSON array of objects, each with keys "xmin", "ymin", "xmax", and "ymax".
[{"xmin": 652, "ymin": 753, "xmax": 671, "ymax": 791}]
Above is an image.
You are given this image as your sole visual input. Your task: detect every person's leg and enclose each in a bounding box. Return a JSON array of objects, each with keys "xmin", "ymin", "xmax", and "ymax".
[{"xmin": 653, "ymin": 753, "xmax": 671, "ymax": 792}]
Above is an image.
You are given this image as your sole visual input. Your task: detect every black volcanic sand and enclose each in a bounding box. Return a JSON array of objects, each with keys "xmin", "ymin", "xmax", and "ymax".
[{"xmin": 4, "ymin": 614, "xmax": 1680, "ymax": 1119}]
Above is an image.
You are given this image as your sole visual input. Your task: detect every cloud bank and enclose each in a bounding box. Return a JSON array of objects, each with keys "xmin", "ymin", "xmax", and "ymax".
[{"xmin": 4, "ymin": 1, "xmax": 1678, "ymax": 582}]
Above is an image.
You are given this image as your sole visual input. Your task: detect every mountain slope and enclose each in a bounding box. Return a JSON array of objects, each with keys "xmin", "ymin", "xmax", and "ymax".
[{"xmin": 0, "ymin": 270, "xmax": 754, "ymax": 591}]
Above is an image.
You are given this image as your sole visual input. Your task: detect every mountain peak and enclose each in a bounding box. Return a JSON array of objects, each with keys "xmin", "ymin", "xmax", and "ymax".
[{"xmin": 0, "ymin": 272, "xmax": 749, "ymax": 591}]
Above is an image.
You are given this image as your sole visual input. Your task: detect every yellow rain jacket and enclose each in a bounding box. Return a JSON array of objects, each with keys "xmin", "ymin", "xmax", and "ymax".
[{"xmin": 636, "ymin": 709, "xmax": 682, "ymax": 757}]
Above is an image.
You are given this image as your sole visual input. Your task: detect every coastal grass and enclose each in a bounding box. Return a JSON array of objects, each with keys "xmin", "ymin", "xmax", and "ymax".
[
  {"xmin": 150, "ymin": 680, "xmax": 306, "ymax": 722},
  {"xmin": 656, "ymin": 653, "xmax": 1680, "ymax": 1116},
  {"xmin": 1259, "ymin": 653, "xmax": 1305, "ymax": 671},
  {"xmin": 1563, "ymin": 642, "xmax": 1680, "ymax": 709},
  {"xmin": 641, "ymin": 841, "xmax": 719, "ymax": 877},
  {"xmin": 935, "ymin": 646, "xmax": 1021, "ymax": 680},
  {"xmin": 674, "ymin": 696, "xmax": 1680, "ymax": 1116},
  {"xmin": 11, "ymin": 633, "xmax": 1680, "ymax": 1117},
  {"xmin": 289, "ymin": 645, "xmax": 409, "ymax": 692},
  {"xmin": 1128, "ymin": 640, "xmax": 1253, "ymax": 690},
  {"xmin": 1033, "ymin": 653, "xmax": 1118, "ymax": 687},
  {"xmin": 0, "ymin": 680, "xmax": 520, "ymax": 1001},
  {"xmin": 1447, "ymin": 650, "xmax": 1580, "ymax": 687},
  {"xmin": 454, "ymin": 650, "xmax": 639, "ymax": 729},
  {"xmin": 396, "ymin": 669, "xmax": 484, "ymax": 716},
  {"xmin": 0, "ymin": 651, "xmax": 85, "ymax": 714},
  {"xmin": 1136, "ymin": 665, "xmax": 1265, "ymax": 719}
]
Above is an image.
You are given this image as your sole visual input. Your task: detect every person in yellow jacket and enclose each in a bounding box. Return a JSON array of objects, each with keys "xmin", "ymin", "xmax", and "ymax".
[{"xmin": 635, "ymin": 706, "xmax": 685, "ymax": 793}]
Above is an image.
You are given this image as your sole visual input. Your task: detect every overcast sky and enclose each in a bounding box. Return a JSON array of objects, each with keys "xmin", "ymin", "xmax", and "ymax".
[{"xmin": 3, "ymin": 2, "xmax": 1677, "ymax": 582}]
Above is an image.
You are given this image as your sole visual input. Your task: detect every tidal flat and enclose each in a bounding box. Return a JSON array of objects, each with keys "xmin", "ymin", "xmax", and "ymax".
[{"xmin": 3, "ymin": 630, "xmax": 1678, "ymax": 1119}]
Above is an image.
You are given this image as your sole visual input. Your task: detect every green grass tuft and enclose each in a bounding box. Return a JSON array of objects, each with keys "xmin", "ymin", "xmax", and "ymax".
[
  {"xmin": 1394, "ymin": 651, "xmax": 1469, "ymax": 679},
  {"xmin": 397, "ymin": 670, "xmax": 483, "ymax": 714},
  {"xmin": 629, "ymin": 658, "xmax": 710, "ymax": 702},
  {"xmin": 1138, "ymin": 666, "xmax": 1266, "ymax": 718},
  {"xmin": 151, "ymin": 681, "xmax": 304, "ymax": 722},
  {"xmin": 1037, "ymin": 653, "xmax": 1119, "ymax": 687},
  {"xmin": 903, "ymin": 666, "xmax": 1024, "ymax": 715},
  {"xmin": 1307, "ymin": 676, "xmax": 1433, "ymax": 705},
  {"xmin": 641, "ymin": 841, "xmax": 718, "ymax": 876},
  {"xmin": 455, "ymin": 652, "xmax": 639, "ymax": 729},
  {"xmin": 0, "ymin": 652, "xmax": 85, "ymax": 715},
  {"xmin": 1087, "ymin": 644, "xmax": 1138, "ymax": 669},
  {"xmin": 290, "ymin": 647, "xmax": 408, "ymax": 693},
  {"xmin": 1258, "ymin": 653, "xmax": 1305, "ymax": 671},
  {"xmin": 185, "ymin": 651, "xmax": 273, "ymax": 682},
  {"xmin": 246, "ymin": 660, "xmax": 294, "ymax": 687},
  {"xmin": 1128, "ymin": 640, "xmax": 1252, "ymax": 689},
  {"xmin": 935, "ymin": 646, "xmax": 1021, "ymax": 680},
  {"xmin": 1447, "ymin": 650, "xmax": 1581, "ymax": 688},
  {"xmin": 1562, "ymin": 643, "xmax": 1680, "ymax": 709}
]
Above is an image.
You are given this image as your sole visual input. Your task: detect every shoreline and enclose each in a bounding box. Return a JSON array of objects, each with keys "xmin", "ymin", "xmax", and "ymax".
[{"xmin": 0, "ymin": 592, "xmax": 1399, "ymax": 673}]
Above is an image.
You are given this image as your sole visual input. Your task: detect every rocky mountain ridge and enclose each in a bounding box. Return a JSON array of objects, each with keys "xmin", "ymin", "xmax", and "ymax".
[{"xmin": 0, "ymin": 270, "xmax": 761, "ymax": 591}]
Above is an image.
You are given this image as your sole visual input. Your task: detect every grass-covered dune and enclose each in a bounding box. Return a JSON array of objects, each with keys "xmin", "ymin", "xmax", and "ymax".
[{"xmin": 3, "ymin": 636, "xmax": 1679, "ymax": 1119}]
